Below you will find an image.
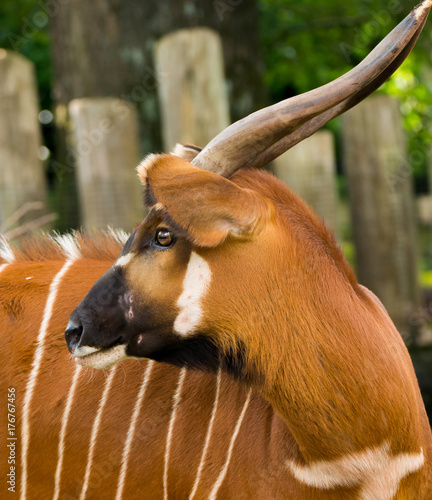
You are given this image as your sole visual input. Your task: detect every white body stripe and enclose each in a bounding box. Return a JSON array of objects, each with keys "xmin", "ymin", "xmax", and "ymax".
[
  {"xmin": 53, "ymin": 365, "xmax": 83, "ymax": 500},
  {"xmin": 20, "ymin": 258, "xmax": 75, "ymax": 500},
  {"xmin": 209, "ymin": 388, "xmax": 252, "ymax": 500},
  {"xmin": 115, "ymin": 360, "xmax": 155, "ymax": 500},
  {"xmin": 0, "ymin": 263, "xmax": 8, "ymax": 274},
  {"xmin": 79, "ymin": 366, "xmax": 118, "ymax": 500},
  {"xmin": 288, "ymin": 441, "xmax": 424, "ymax": 499},
  {"xmin": 174, "ymin": 252, "xmax": 212, "ymax": 336},
  {"xmin": 163, "ymin": 367, "xmax": 187, "ymax": 500},
  {"xmin": 189, "ymin": 369, "xmax": 222, "ymax": 500}
]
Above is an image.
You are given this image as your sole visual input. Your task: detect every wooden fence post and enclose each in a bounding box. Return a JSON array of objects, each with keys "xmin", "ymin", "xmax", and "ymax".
[
  {"xmin": 0, "ymin": 50, "xmax": 50, "ymax": 233},
  {"xmin": 155, "ymin": 28, "xmax": 230, "ymax": 151},
  {"xmin": 342, "ymin": 94, "xmax": 421, "ymax": 340},
  {"xmin": 273, "ymin": 130, "xmax": 339, "ymax": 236},
  {"xmin": 68, "ymin": 98, "xmax": 143, "ymax": 231}
]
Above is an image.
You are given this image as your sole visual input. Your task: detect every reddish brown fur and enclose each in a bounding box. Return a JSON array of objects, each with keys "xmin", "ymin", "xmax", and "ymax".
[
  {"xmin": 0, "ymin": 235, "xmax": 313, "ymax": 499},
  {"xmin": 139, "ymin": 158, "xmax": 432, "ymax": 496},
  {"xmin": 3, "ymin": 163, "xmax": 432, "ymax": 498}
]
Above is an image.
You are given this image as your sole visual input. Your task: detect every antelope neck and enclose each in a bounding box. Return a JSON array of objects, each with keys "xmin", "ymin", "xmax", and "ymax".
[{"xmin": 243, "ymin": 291, "xmax": 422, "ymax": 467}]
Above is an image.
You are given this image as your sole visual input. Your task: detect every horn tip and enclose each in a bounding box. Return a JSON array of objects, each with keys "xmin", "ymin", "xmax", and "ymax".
[{"xmin": 415, "ymin": 0, "xmax": 432, "ymax": 18}]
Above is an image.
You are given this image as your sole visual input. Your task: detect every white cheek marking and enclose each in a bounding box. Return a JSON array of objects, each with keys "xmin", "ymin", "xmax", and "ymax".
[
  {"xmin": 288, "ymin": 442, "xmax": 424, "ymax": 499},
  {"xmin": 174, "ymin": 252, "xmax": 212, "ymax": 336},
  {"xmin": 116, "ymin": 253, "xmax": 134, "ymax": 268}
]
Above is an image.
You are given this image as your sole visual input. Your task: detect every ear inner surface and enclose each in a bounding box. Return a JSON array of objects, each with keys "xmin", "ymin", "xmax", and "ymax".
[{"xmin": 145, "ymin": 154, "xmax": 273, "ymax": 247}]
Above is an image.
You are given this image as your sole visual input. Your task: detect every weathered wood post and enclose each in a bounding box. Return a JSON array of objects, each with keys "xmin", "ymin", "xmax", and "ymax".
[
  {"xmin": 68, "ymin": 98, "xmax": 143, "ymax": 231},
  {"xmin": 0, "ymin": 50, "xmax": 49, "ymax": 231},
  {"xmin": 273, "ymin": 131, "xmax": 339, "ymax": 236},
  {"xmin": 155, "ymin": 28, "xmax": 230, "ymax": 151},
  {"xmin": 342, "ymin": 94, "xmax": 422, "ymax": 341}
]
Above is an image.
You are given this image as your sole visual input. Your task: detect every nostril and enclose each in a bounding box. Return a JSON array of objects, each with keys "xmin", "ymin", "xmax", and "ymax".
[{"xmin": 65, "ymin": 320, "xmax": 83, "ymax": 353}]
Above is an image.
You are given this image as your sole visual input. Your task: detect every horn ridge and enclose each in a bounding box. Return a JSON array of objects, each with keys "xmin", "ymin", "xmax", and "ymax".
[{"xmin": 192, "ymin": 0, "xmax": 431, "ymax": 177}]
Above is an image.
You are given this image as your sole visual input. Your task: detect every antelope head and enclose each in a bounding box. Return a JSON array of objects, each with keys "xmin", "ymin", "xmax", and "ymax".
[{"xmin": 65, "ymin": 2, "xmax": 431, "ymax": 382}]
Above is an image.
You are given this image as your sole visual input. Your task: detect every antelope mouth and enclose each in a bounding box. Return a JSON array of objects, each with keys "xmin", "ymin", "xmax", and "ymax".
[{"xmin": 73, "ymin": 344, "xmax": 127, "ymax": 369}]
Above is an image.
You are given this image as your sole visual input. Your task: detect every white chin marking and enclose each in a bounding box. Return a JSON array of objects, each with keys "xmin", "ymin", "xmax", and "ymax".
[
  {"xmin": 74, "ymin": 344, "xmax": 128, "ymax": 369},
  {"xmin": 174, "ymin": 252, "xmax": 212, "ymax": 337},
  {"xmin": 73, "ymin": 345, "xmax": 100, "ymax": 358},
  {"xmin": 288, "ymin": 442, "xmax": 424, "ymax": 499}
]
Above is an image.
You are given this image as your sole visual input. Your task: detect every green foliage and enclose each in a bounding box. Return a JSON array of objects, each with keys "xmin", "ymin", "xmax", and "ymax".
[
  {"xmin": 0, "ymin": 0, "xmax": 52, "ymax": 109},
  {"xmin": 1, "ymin": 0, "xmax": 432, "ymax": 192},
  {"xmin": 382, "ymin": 59, "xmax": 432, "ymax": 191},
  {"xmin": 259, "ymin": 0, "xmax": 432, "ymax": 192}
]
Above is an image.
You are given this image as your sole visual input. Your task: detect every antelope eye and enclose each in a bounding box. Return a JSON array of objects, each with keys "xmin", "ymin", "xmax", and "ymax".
[{"xmin": 154, "ymin": 229, "xmax": 174, "ymax": 248}]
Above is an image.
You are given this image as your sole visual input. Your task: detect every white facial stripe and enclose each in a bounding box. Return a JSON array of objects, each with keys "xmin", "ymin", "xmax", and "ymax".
[
  {"xmin": 74, "ymin": 344, "xmax": 127, "ymax": 370},
  {"xmin": 116, "ymin": 253, "xmax": 134, "ymax": 268},
  {"xmin": 288, "ymin": 442, "xmax": 424, "ymax": 498},
  {"xmin": 174, "ymin": 252, "xmax": 212, "ymax": 336}
]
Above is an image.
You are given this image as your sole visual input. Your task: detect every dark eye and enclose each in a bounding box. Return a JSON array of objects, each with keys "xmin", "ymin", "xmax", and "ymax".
[{"xmin": 154, "ymin": 229, "xmax": 175, "ymax": 248}]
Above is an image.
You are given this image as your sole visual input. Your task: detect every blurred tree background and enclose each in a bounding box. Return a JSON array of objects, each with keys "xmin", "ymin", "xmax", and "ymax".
[
  {"xmin": 1, "ymin": 0, "xmax": 432, "ymax": 414},
  {"xmin": 2, "ymin": 0, "xmax": 432, "ymax": 301},
  {"xmin": 1, "ymin": 0, "xmax": 431, "ymax": 202},
  {"xmin": 2, "ymin": 0, "xmax": 432, "ymax": 285}
]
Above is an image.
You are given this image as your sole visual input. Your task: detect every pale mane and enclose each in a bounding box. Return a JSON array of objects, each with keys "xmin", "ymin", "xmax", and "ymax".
[{"xmin": 0, "ymin": 229, "xmax": 127, "ymax": 264}]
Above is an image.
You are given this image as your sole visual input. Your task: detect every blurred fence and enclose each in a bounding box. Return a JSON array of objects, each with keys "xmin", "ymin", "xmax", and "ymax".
[
  {"xmin": 155, "ymin": 28, "xmax": 230, "ymax": 152},
  {"xmin": 0, "ymin": 32, "xmax": 431, "ymax": 342},
  {"xmin": 68, "ymin": 98, "xmax": 144, "ymax": 232},
  {"xmin": 0, "ymin": 50, "xmax": 53, "ymax": 237}
]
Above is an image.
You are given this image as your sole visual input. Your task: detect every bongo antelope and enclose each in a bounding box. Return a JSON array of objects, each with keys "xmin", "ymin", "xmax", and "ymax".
[{"xmin": 2, "ymin": 2, "xmax": 432, "ymax": 499}]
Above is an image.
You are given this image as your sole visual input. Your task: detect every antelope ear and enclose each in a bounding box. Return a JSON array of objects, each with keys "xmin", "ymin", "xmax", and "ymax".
[
  {"xmin": 142, "ymin": 154, "xmax": 273, "ymax": 247},
  {"xmin": 137, "ymin": 144, "xmax": 202, "ymax": 184},
  {"xmin": 170, "ymin": 143, "xmax": 202, "ymax": 161}
]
